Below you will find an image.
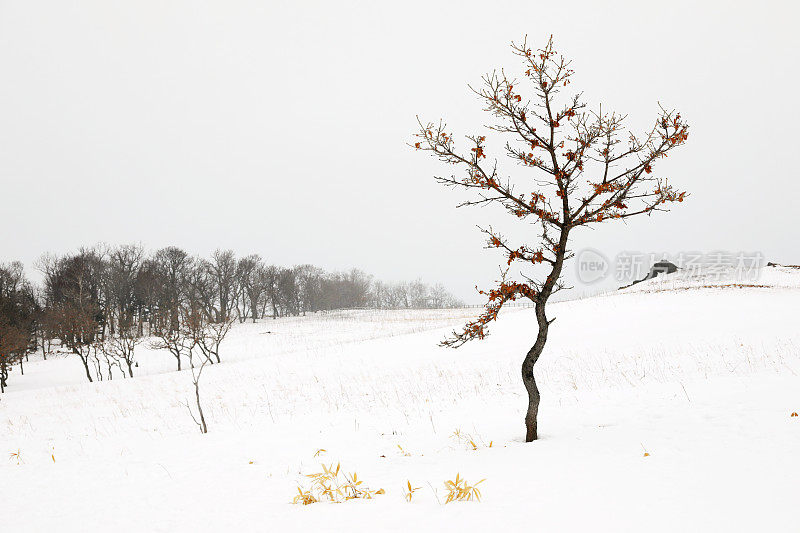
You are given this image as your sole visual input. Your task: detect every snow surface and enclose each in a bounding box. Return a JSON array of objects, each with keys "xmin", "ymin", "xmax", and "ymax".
[{"xmin": 2, "ymin": 268, "xmax": 799, "ymax": 532}]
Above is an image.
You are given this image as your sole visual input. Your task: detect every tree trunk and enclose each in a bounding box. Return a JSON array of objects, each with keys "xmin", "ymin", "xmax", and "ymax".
[
  {"xmin": 522, "ymin": 310, "xmax": 549, "ymax": 442},
  {"xmin": 251, "ymin": 296, "xmax": 258, "ymax": 323},
  {"xmin": 195, "ymin": 378, "xmax": 207, "ymax": 434},
  {"xmin": 75, "ymin": 348, "xmax": 94, "ymax": 383},
  {"xmin": 521, "ymin": 227, "xmax": 569, "ymax": 442}
]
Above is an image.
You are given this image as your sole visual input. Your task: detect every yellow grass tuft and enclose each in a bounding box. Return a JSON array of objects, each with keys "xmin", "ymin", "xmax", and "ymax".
[
  {"xmin": 292, "ymin": 462, "xmax": 384, "ymax": 505},
  {"xmin": 443, "ymin": 473, "xmax": 485, "ymax": 503},
  {"xmin": 404, "ymin": 480, "xmax": 422, "ymax": 502}
]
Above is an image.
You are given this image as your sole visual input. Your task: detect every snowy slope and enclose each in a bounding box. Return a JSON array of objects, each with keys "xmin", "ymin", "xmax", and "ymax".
[{"xmin": 1, "ymin": 268, "xmax": 799, "ymax": 532}]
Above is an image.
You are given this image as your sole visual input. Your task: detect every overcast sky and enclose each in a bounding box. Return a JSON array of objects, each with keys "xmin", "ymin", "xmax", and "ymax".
[{"xmin": 1, "ymin": 0, "xmax": 798, "ymax": 302}]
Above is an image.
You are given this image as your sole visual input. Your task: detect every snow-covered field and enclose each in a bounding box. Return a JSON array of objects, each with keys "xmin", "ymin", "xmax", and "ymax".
[{"xmin": 2, "ymin": 267, "xmax": 799, "ymax": 532}]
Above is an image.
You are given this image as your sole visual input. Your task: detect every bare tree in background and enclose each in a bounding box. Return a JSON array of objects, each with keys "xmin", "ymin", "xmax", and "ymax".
[
  {"xmin": 106, "ymin": 244, "xmax": 143, "ymax": 336},
  {"xmin": 276, "ymin": 267, "xmax": 299, "ymax": 317},
  {"xmin": 235, "ymin": 255, "xmax": 260, "ymax": 323},
  {"xmin": 0, "ymin": 264, "xmax": 36, "ymax": 392},
  {"xmin": 407, "ymin": 279, "xmax": 429, "ymax": 308},
  {"xmin": 191, "ymin": 313, "xmax": 235, "ymax": 365},
  {"xmin": 414, "ymin": 36, "xmax": 689, "ymax": 441},
  {"xmin": 134, "ymin": 258, "xmax": 162, "ymax": 336},
  {"xmin": 104, "ymin": 313, "xmax": 142, "ymax": 378},
  {"xmin": 295, "ymin": 264, "xmax": 323, "ymax": 314},
  {"xmin": 204, "ymin": 249, "xmax": 239, "ymax": 323},
  {"xmin": 151, "ymin": 314, "xmax": 193, "ymax": 371},
  {"xmin": 0, "ymin": 320, "xmax": 29, "ymax": 392},
  {"xmin": 263, "ymin": 265, "xmax": 280, "ymax": 319},
  {"xmin": 41, "ymin": 251, "xmax": 105, "ymax": 383},
  {"xmin": 151, "ymin": 246, "xmax": 191, "ymax": 334}
]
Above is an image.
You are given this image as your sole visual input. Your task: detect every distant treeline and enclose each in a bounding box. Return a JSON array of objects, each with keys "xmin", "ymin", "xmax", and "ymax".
[{"xmin": 0, "ymin": 244, "xmax": 463, "ymax": 391}]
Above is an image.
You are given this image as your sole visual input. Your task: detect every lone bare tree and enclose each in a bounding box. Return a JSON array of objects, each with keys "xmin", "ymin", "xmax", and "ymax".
[
  {"xmin": 414, "ymin": 36, "xmax": 689, "ymax": 442},
  {"xmin": 186, "ymin": 351, "xmax": 209, "ymax": 434},
  {"xmin": 151, "ymin": 312, "xmax": 193, "ymax": 371},
  {"xmin": 183, "ymin": 310, "xmax": 210, "ymax": 433},
  {"xmin": 194, "ymin": 316, "xmax": 235, "ymax": 365},
  {"xmin": 104, "ymin": 314, "xmax": 142, "ymax": 378}
]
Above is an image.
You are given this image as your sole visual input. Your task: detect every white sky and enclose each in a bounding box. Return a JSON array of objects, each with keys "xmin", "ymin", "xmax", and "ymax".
[{"xmin": 1, "ymin": 0, "xmax": 798, "ymax": 302}]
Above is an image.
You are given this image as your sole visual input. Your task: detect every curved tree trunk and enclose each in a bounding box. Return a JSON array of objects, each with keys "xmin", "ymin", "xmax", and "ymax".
[
  {"xmin": 79, "ymin": 354, "xmax": 94, "ymax": 383},
  {"xmin": 522, "ymin": 366, "xmax": 540, "ymax": 441},
  {"xmin": 522, "ymin": 301, "xmax": 550, "ymax": 442},
  {"xmin": 522, "ymin": 227, "xmax": 569, "ymax": 442},
  {"xmin": 194, "ymin": 373, "xmax": 208, "ymax": 434},
  {"xmin": 69, "ymin": 344, "xmax": 95, "ymax": 383}
]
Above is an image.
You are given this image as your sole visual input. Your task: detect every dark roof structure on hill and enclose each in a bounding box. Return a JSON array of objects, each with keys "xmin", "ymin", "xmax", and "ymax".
[{"xmin": 619, "ymin": 260, "xmax": 678, "ymax": 289}]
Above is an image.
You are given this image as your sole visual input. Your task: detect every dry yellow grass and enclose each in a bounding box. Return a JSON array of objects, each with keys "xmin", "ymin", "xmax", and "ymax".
[
  {"xmin": 292, "ymin": 462, "xmax": 384, "ymax": 505},
  {"xmin": 444, "ymin": 473, "xmax": 485, "ymax": 503}
]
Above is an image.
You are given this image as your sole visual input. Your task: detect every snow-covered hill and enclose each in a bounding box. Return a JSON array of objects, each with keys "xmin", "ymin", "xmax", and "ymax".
[{"xmin": 2, "ymin": 267, "xmax": 799, "ymax": 532}]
